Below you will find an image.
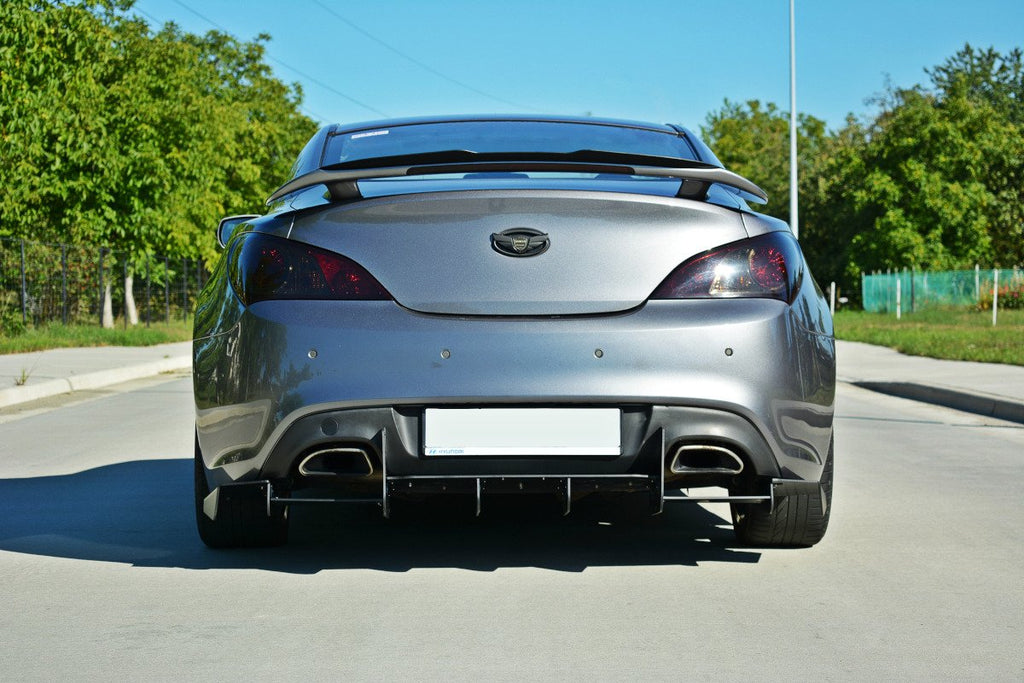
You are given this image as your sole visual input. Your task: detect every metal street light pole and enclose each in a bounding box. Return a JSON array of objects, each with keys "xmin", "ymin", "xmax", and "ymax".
[{"xmin": 789, "ymin": 0, "xmax": 799, "ymax": 239}]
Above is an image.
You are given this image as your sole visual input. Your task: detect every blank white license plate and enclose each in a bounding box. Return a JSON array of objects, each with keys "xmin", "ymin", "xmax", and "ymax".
[{"xmin": 423, "ymin": 408, "xmax": 621, "ymax": 456}]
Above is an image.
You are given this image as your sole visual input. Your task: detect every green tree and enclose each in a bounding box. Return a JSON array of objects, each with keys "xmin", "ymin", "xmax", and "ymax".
[
  {"xmin": 927, "ymin": 44, "xmax": 1024, "ymax": 125},
  {"xmin": 700, "ymin": 48, "xmax": 1024, "ymax": 299},
  {"xmin": 701, "ymin": 99, "xmax": 827, "ymax": 225},
  {"xmin": 801, "ymin": 45, "xmax": 1024, "ymax": 293},
  {"xmin": 183, "ymin": 29, "xmax": 317, "ymax": 232},
  {"xmin": 0, "ymin": 0, "xmax": 316, "ymax": 325},
  {"xmin": 797, "ymin": 116, "xmax": 870, "ymax": 293}
]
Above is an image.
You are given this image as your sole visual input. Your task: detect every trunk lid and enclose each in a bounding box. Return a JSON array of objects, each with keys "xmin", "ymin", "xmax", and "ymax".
[{"xmin": 287, "ymin": 190, "xmax": 748, "ymax": 316}]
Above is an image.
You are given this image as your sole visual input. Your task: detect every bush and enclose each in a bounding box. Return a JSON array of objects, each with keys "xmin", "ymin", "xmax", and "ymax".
[
  {"xmin": 979, "ymin": 277, "xmax": 1024, "ymax": 310},
  {"xmin": 0, "ymin": 291, "xmax": 26, "ymax": 336}
]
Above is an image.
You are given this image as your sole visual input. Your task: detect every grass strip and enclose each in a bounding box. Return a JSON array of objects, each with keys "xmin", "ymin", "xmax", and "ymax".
[
  {"xmin": 0, "ymin": 320, "xmax": 192, "ymax": 354},
  {"xmin": 834, "ymin": 309, "xmax": 1024, "ymax": 366}
]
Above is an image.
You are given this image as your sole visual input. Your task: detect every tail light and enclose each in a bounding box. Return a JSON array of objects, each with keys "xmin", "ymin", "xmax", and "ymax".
[
  {"xmin": 651, "ymin": 231, "xmax": 802, "ymax": 302},
  {"xmin": 229, "ymin": 233, "xmax": 391, "ymax": 305}
]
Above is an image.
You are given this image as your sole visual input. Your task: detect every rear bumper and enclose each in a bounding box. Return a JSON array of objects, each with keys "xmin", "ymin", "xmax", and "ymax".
[
  {"xmin": 259, "ymin": 404, "xmax": 780, "ymax": 478},
  {"xmin": 194, "ymin": 298, "xmax": 835, "ymax": 489}
]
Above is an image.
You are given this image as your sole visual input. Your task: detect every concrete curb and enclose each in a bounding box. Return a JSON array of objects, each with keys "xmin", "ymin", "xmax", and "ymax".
[
  {"xmin": 0, "ymin": 355, "xmax": 191, "ymax": 410},
  {"xmin": 852, "ymin": 381, "xmax": 1024, "ymax": 425}
]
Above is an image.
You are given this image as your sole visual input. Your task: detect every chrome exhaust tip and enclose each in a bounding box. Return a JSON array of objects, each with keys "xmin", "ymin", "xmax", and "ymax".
[
  {"xmin": 298, "ymin": 446, "xmax": 374, "ymax": 478},
  {"xmin": 669, "ymin": 444, "xmax": 745, "ymax": 475}
]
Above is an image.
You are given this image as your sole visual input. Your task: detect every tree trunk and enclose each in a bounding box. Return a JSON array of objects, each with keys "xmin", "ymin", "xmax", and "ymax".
[
  {"xmin": 125, "ymin": 270, "xmax": 138, "ymax": 326},
  {"xmin": 102, "ymin": 282, "xmax": 114, "ymax": 329}
]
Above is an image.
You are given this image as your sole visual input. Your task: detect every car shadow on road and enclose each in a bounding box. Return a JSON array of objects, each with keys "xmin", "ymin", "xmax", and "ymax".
[{"xmin": 0, "ymin": 459, "xmax": 762, "ymax": 573}]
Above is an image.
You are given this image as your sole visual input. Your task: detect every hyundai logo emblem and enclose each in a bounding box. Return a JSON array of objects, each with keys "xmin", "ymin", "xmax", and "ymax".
[{"xmin": 491, "ymin": 228, "xmax": 550, "ymax": 257}]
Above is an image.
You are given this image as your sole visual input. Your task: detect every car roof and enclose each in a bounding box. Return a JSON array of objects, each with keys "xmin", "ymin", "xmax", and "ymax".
[
  {"xmin": 287, "ymin": 115, "xmax": 711, "ymax": 182},
  {"xmin": 328, "ymin": 114, "xmax": 682, "ymax": 136}
]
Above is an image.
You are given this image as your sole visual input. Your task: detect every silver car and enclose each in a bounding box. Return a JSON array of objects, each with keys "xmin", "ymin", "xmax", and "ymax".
[{"xmin": 193, "ymin": 115, "xmax": 835, "ymax": 548}]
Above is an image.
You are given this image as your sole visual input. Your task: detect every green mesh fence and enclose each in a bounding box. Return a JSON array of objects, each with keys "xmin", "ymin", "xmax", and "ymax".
[{"xmin": 862, "ymin": 268, "xmax": 1024, "ymax": 313}]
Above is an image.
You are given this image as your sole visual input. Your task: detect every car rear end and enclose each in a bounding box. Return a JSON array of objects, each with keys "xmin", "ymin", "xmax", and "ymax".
[{"xmin": 193, "ymin": 117, "xmax": 835, "ymax": 547}]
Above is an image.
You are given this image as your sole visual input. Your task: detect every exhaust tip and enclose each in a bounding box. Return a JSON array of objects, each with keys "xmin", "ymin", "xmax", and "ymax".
[
  {"xmin": 298, "ymin": 447, "xmax": 374, "ymax": 478},
  {"xmin": 669, "ymin": 444, "xmax": 744, "ymax": 476}
]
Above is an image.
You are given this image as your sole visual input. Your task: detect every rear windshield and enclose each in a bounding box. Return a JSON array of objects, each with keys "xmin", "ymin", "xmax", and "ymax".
[{"xmin": 322, "ymin": 120, "xmax": 699, "ymax": 166}]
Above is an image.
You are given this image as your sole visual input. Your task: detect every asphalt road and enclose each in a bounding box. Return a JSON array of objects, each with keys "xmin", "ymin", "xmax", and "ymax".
[{"xmin": 1, "ymin": 374, "xmax": 1022, "ymax": 680}]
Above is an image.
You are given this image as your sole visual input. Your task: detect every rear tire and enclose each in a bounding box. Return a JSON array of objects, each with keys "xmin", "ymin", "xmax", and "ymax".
[
  {"xmin": 194, "ymin": 433, "xmax": 288, "ymax": 548},
  {"xmin": 730, "ymin": 436, "xmax": 833, "ymax": 547}
]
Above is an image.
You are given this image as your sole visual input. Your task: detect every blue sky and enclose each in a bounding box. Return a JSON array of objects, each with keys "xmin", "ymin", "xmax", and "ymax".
[{"xmin": 132, "ymin": 0, "xmax": 1024, "ymax": 132}]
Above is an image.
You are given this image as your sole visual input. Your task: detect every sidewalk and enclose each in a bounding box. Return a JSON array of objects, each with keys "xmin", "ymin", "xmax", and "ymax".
[
  {"xmin": 0, "ymin": 342, "xmax": 191, "ymax": 409},
  {"xmin": 0, "ymin": 339, "xmax": 1022, "ymax": 424},
  {"xmin": 836, "ymin": 340, "xmax": 1024, "ymax": 423}
]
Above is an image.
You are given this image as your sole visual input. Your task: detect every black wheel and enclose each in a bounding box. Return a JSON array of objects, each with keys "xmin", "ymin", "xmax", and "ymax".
[
  {"xmin": 194, "ymin": 433, "xmax": 288, "ymax": 548},
  {"xmin": 730, "ymin": 436, "xmax": 833, "ymax": 547}
]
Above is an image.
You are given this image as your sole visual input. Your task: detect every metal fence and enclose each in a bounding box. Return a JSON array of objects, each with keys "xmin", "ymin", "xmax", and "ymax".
[
  {"xmin": 1, "ymin": 236, "xmax": 207, "ymax": 334},
  {"xmin": 862, "ymin": 267, "xmax": 1023, "ymax": 316}
]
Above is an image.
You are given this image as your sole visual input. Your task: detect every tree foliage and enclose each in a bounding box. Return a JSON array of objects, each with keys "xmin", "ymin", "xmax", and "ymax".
[
  {"xmin": 706, "ymin": 45, "xmax": 1024, "ymax": 297},
  {"xmin": 927, "ymin": 45, "xmax": 1024, "ymax": 125},
  {"xmin": 0, "ymin": 0, "xmax": 316, "ymax": 264},
  {"xmin": 701, "ymin": 99, "xmax": 827, "ymax": 225},
  {"xmin": 4, "ymin": 14, "xmax": 1021, "ymax": 308}
]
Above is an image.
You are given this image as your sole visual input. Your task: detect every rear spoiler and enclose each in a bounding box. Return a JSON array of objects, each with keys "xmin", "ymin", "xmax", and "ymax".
[{"xmin": 266, "ymin": 154, "xmax": 767, "ymax": 205}]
